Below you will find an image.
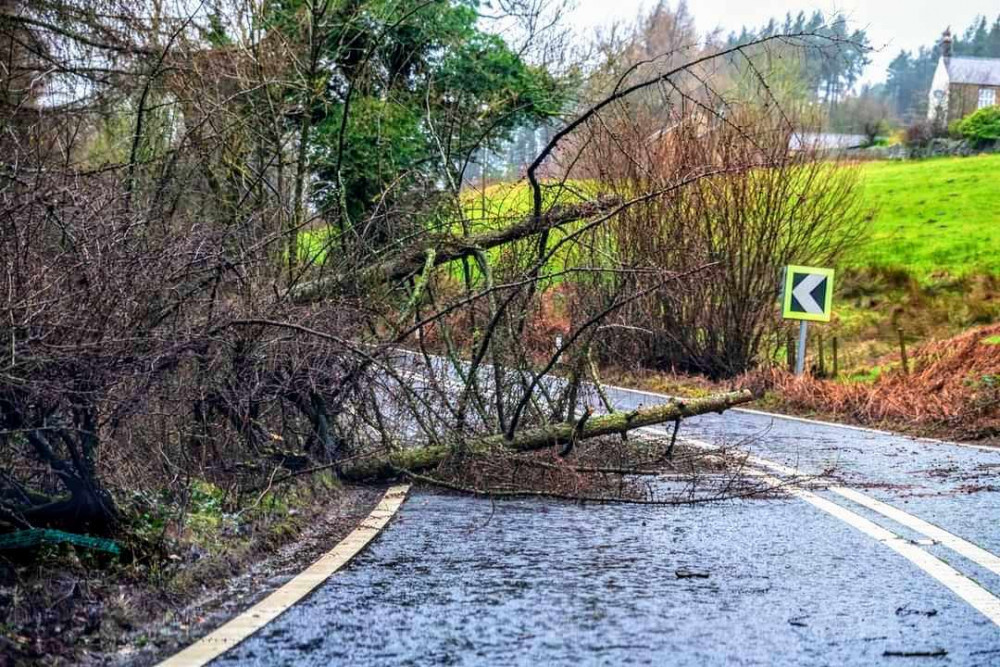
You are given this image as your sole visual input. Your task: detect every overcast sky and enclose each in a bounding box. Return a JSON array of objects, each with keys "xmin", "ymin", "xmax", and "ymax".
[{"xmin": 572, "ymin": 0, "xmax": 997, "ymax": 86}]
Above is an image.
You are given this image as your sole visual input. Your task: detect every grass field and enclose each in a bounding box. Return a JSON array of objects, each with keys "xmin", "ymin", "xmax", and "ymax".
[
  {"xmin": 457, "ymin": 155, "xmax": 1000, "ymax": 282},
  {"xmin": 853, "ymin": 154, "xmax": 1000, "ymax": 279},
  {"xmin": 462, "ymin": 156, "xmax": 1000, "ymax": 282},
  {"xmin": 829, "ymin": 154, "xmax": 1000, "ymax": 372},
  {"xmin": 301, "ymin": 154, "xmax": 1000, "ymax": 281},
  {"xmin": 297, "ymin": 155, "xmax": 997, "ymax": 389}
]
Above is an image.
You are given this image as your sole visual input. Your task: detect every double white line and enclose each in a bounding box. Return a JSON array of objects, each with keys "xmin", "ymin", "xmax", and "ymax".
[
  {"xmin": 664, "ymin": 430, "xmax": 1000, "ymax": 629},
  {"xmin": 392, "ymin": 352, "xmax": 1000, "ymax": 628}
]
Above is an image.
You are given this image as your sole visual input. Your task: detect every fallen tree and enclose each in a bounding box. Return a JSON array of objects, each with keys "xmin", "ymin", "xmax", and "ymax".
[
  {"xmin": 289, "ymin": 195, "xmax": 624, "ymax": 303},
  {"xmin": 0, "ymin": 0, "xmax": 856, "ymax": 539},
  {"xmin": 339, "ymin": 390, "xmax": 754, "ymax": 481}
]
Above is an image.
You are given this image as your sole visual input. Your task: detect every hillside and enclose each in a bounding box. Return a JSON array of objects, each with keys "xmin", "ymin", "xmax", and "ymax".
[
  {"xmin": 853, "ymin": 154, "xmax": 1000, "ymax": 279},
  {"xmin": 459, "ymin": 155, "xmax": 1000, "ymax": 281}
]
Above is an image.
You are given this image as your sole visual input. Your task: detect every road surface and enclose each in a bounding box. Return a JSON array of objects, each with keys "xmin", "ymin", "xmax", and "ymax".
[{"xmin": 209, "ymin": 383, "xmax": 1000, "ymax": 666}]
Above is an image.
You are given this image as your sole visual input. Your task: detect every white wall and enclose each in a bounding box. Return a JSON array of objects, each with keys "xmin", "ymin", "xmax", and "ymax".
[{"xmin": 927, "ymin": 57, "xmax": 950, "ymax": 122}]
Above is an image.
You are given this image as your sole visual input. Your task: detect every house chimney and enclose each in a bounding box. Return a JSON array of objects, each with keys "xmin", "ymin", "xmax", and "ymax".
[{"xmin": 941, "ymin": 27, "xmax": 953, "ymax": 58}]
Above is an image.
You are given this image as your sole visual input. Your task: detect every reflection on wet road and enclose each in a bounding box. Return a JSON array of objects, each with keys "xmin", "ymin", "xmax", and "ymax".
[
  {"xmin": 210, "ymin": 382, "xmax": 1000, "ymax": 666},
  {"xmin": 218, "ymin": 491, "xmax": 998, "ymax": 665}
]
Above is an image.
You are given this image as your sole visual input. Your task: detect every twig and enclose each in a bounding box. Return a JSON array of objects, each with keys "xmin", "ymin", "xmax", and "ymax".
[{"xmin": 399, "ymin": 468, "xmax": 809, "ymax": 506}]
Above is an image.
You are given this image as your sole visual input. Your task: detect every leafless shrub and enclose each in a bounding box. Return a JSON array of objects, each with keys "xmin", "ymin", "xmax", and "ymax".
[{"xmin": 566, "ymin": 105, "xmax": 869, "ymax": 378}]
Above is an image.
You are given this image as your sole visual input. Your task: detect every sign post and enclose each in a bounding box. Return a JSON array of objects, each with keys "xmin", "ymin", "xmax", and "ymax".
[
  {"xmin": 795, "ymin": 320, "xmax": 809, "ymax": 375},
  {"xmin": 781, "ymin": 265, "xmax": 835, "ymax": 376}
]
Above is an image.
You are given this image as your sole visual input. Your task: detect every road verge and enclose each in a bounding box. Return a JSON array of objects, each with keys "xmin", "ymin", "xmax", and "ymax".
[{"xmin": 157, "ymin": 484, "xmax": 410, "ymax": 667}]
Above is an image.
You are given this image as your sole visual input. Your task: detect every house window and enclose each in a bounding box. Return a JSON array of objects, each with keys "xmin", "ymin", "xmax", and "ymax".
[{"xmin": 979, "ymin": 88, "xmax": 996, "ymax": 109}]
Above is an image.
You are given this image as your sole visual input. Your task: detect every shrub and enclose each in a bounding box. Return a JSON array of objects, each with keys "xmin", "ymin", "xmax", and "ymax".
[
  {"xmin": 956, "ymin": 106, "xmax": 1000, "ymax": 146},
  {"xmin": 571, "ymin": 108, "xmax": 869, "ymax": 379},
  {"xmin": 947, "ymin": 118, "xmax": 964, "ymax": 138},
  {"xmin": 904, "ymin": 120, "xmax": 937, "ymax": 147}
]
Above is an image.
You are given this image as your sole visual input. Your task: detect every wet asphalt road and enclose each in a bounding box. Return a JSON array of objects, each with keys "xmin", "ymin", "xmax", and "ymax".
[{"xmin": 213, "ymin": 385, "xmax": 1000, "ymax": 666}]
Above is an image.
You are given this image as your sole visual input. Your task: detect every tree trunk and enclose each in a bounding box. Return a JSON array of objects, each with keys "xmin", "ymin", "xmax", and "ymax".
[
  {"xmin": 339, "ymin": 390, "xmax": 754, "ymax": 481},
  {"xmin": 290, "ymin": 196, "xmax": 623, "ymax": 302},
  {"xmin": 21, "ymin": 483, "xmax": 119, "ymax": 535}
]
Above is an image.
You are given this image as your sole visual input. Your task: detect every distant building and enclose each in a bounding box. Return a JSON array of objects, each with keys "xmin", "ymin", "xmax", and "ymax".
[{"xmin": 928, "ymin": 28, "xmax": 1000, "ymax": 124}]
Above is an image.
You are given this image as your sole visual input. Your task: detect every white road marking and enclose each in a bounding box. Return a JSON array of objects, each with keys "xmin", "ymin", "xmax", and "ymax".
[
  {"xmin": 391, "ymin": 345, "xmax": 998, "ymax": 451},
  {"xmin": 599, "ymin": 380, "xmax": 994, "ymax": 451},
  {"xmin": 397, "ymin": 362, "xmax": 1000, "ymax": 581},
  {"xmin": 157, "ymin": 485, "xmax": 411, "ymax": 667},
  {"xmin": 750, "ymin": 468, "xmax": 1000, "ymax": 629},
  {"xmin": 728, "ymin": 407, "xmax": 997, "ymax": 452},
  {"xmin": 673, "ymin": 431, "xmax": 1000, "ymax": 571},
  {"xmin": 652, "ymin": 429, "xmax": 1000, "ymax": 626},
  {"xmin": 391, "ymin": 354, "xmax": 1000, "ymax": 620},
  {"xmin": 830, "ymin": 487, "xmax": 1000, "ymax": 579},
  {"xmin": 393, "ymin": 360, "xmax": 998, "ymax": 562}
]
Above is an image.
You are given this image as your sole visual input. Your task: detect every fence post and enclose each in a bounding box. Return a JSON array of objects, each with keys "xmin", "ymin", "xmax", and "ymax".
[
  {"xmin": 897, "ymin": 327, "xmax": 909, "ymax": 375},
  {"xmin": 787, "ymin": 330, "xmax": 795, "ymax": 373},
  {"xmin": 818, "ymin": 333, "xmax": 825, "ymax": 377},
  {"xmin": 832, "ymin": 337, "xmax": 839, "ymax": 378}
]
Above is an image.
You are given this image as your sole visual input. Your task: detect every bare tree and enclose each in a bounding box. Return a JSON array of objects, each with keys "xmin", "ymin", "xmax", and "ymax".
[
  {"xmin": 0, "ymin": 0, "xmax": 863, "ymax": 535},
  {"xmin": 571, "ymin": 107, "xmax": 867, "ymax": 377}
]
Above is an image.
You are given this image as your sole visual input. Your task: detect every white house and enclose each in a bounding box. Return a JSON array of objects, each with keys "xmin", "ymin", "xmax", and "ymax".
[{"xmin": 928, "ymin": 28, "xmax": 1000, "ymax": 124}]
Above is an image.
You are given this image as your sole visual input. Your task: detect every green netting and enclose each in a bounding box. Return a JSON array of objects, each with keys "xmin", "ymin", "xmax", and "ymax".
[{"xmin": 0, "ymin": 529, "xmax": 120, "ymax": 555}]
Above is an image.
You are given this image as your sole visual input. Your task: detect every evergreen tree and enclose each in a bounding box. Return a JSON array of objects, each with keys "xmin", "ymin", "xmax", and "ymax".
[
  {"xmin": 878, "ymin": 14, "xmax": 1000, "ymax": 123},
  {"xmin": 726, "ymin": 12, "xmax": 870, "ymax": 109}
]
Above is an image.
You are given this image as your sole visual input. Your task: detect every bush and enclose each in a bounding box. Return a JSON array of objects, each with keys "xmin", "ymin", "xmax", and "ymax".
[
  {"xmin": 571, "ymin": 108, "xmax": 869, "ymax": 379},
  {"xmin": 956, "ymin": 106, "xmax": 1000, "ymax": 146},
  {"xmin": 904, "ymin": 120, "xmax": 938, "ymax": 147}
]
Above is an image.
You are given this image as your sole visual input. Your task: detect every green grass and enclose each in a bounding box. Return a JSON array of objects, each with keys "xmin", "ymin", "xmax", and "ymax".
[
  {"xmin": 460, "ymin": 180, "xmax": 596, "ymax": 230},
  {"xmin": 300, "ymin": 155, "xmax": 1000, "ymax": 285},
  {"xmin": 456, "ymin": 158, "xmax": 1000, "ymax": 288},
  {"xmin": 298, "ymin": 180, "xmax": 603, "ymax": 283},
  {"xmin": 454, "ymin": 157, "xmax": 1000, "ymax": 285},
  {"xmin": 844, "ymin": 365, "xmax": 887, "ymax": 384},
  {"xmin": 456, "ymin": 158, "xmax": 1000, "ymax": 284},
  {"xmin": 853, "ymin": 154, "xmax": 1000, "ymax": 279},
  {"xmin": 297, "ymin": 181, "xmax": 597, "ymax": 268}
]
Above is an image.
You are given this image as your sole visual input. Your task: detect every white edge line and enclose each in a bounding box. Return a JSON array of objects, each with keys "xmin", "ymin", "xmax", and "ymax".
[
  {"xmin": 390, "ymin": 347, "xmax": 996, "ymax": 452},
  {"xmin": 599, "ymin": 380, "xmax": 995, "ymax": 452},
  {"xmin": 396, "ymin": 352, "xmax": 1000, "ymax": 607},
  {"xmin": 397, "ymin": 356, "xmax": 1000, "ymax": 585},
  {"xmin": 731, "ymin": 406, "xmax": 997, "ymax": 451},
  {"xmin": 157, "ymin": 484, "xmax": 411, "ymax": 667}
]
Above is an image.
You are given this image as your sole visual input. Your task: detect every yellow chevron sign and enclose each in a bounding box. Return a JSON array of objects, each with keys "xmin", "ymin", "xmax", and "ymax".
[{"xmin": 782, "ymin": 265, "xmax": 835, "ymax": 323}]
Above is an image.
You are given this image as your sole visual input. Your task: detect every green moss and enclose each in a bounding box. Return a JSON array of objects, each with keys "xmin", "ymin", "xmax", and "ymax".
[{"xmin": 843, "ymin": 365, "xmax": 885, "ymax": 384}]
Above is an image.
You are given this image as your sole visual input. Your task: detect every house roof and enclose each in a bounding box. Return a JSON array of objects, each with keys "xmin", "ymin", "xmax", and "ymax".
[
  {"xmin": 945, "ymin": 56, "xmax": 1000, "ymax": 86},
  {"xmin": 788, "ymin": 132, "xmax": 867, "ymax": 151}
]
